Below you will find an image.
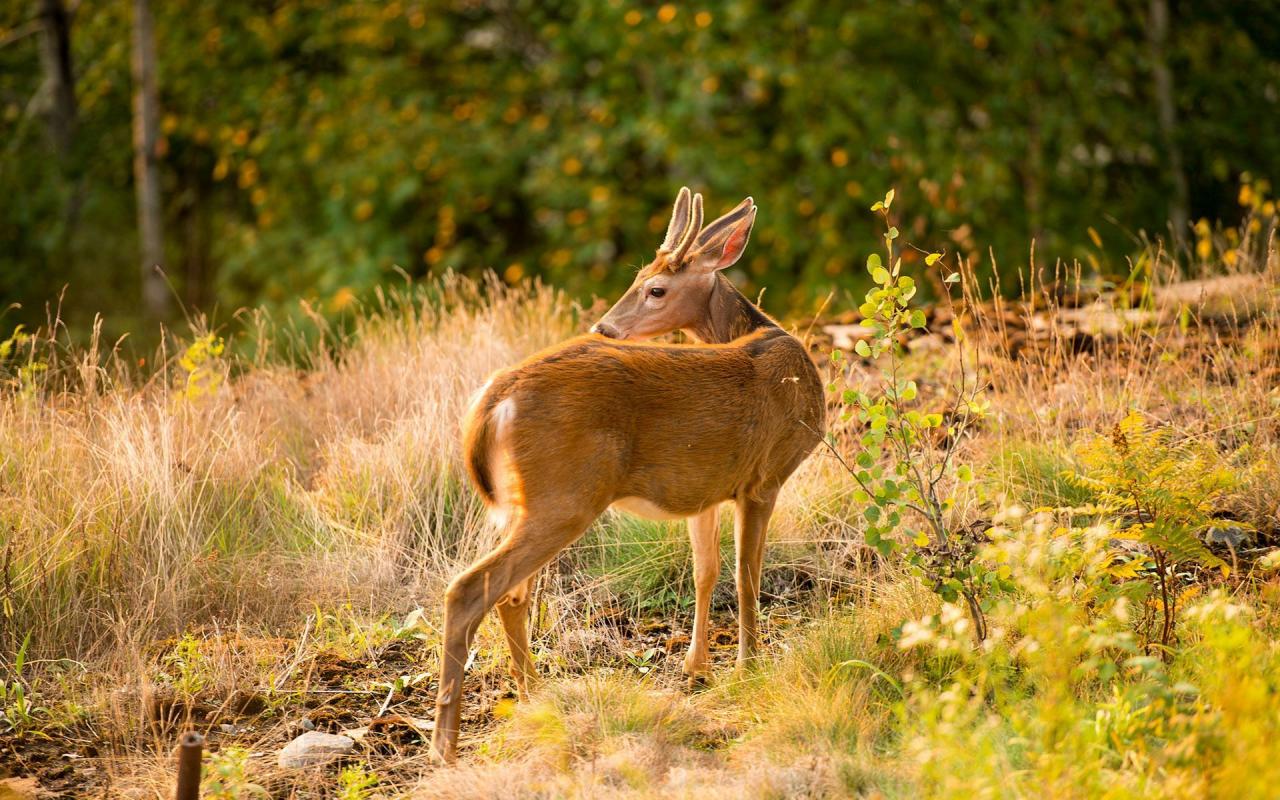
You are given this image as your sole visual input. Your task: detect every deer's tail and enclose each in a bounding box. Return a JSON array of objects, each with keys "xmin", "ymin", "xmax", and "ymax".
[{"xmin": 462, "ymin": 382, "xmax": 503, "ymax": 507}]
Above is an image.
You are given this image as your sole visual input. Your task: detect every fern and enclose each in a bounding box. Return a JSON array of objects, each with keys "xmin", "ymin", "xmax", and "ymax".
[
  {"xmin": 1146, "ymin": 522, "xmax": 1227, "ymax": 575},
  {"xmin": 1066, "ymin": 412, "xmax": 1247, "ymax": 655}
]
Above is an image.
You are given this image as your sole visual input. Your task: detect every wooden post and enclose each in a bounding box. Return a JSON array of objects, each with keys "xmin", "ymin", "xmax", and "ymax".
[{"xmin": 175, "ymin": 731, "xmax": 203, "ymax": 800}]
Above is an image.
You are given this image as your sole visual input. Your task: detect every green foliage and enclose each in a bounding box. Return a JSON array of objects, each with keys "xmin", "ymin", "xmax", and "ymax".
[
  {"xmin": 501, "ymin": 675, "xmax": 706, "ymax": 766},
  {"xmin": 312, "ymin": 605, "xmax": 407, "ymax": 663},
  {"xmin": 336, "ymin": 763, "xmax": 379, "ymax": 800},
  {"xmin": 158, "ymin": 633, "xmax": 213, "ymax": 700},
  {"xmin": 0, "ymin": 634, "xmax": 46, "ymax": 736},
  {"xmin": 893, "ymin": 511, "xmax": 1280, "ymax": 798},
  {"xmin": 991, "ymin": 440, "xmax": 1095, "ymax": 510},
  {"xmin": 830, "ymin": 191, "xmax": 1003, "ymax": 641},
  {"xmin": 0, "ymin": 325, "xmax": 24, "ymax": 363},
  {"xmin": 202, "ymin": 746, "xmax": 268, "ymax": 799},
  {"xmin": 0, "ymin": 325, "xmax": 47, "ymax": 401},
  {"xmin": 177, "ymin": 333, "xmax": 227, "ymax": 401},
  {"xmin": 3, "ymin": 3, "xmax": 1280, "ymax": 340},
  {"xmin": 1067, "ymin": 412, "xmax": 1239, "ymax": 572},
  {"xmin": 1064, "ymin": 411, "xmax": 1244, "ymax": 654}
]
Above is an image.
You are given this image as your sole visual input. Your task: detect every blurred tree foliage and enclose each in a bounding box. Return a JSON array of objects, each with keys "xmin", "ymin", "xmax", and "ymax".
[{"xmin": 2, "ymin": 0, "xmax": 1278, "ymax": 340}]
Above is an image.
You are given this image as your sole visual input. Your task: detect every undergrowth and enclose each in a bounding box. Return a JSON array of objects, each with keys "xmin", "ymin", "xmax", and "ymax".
[{"xmin": 1, "ymin": 253, "xmax": 1278, "ymax": 798}]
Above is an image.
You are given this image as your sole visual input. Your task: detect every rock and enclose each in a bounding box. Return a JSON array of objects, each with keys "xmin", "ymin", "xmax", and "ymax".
[
  {"xmin": 299, "ymin": 717, "xmax": 316, "ymax": 732},
  {"xmin": 1205, "ymin": 525, "xmax": 1253, "ymax": 551},
  {"xmin": 277, "ymin": 731, "xmax": 355, "ymax": 769}
]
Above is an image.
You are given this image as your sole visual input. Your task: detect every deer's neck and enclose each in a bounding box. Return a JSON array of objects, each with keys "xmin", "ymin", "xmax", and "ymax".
[{"xmin": 687, "ymin": 274, "xmax": 779, "ymax": 344}]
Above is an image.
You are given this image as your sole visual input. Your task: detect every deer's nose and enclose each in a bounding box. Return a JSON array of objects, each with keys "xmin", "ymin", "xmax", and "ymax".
[{"xmin": 591, "ymin": 322, "xmax": 621, "ymax": 339}]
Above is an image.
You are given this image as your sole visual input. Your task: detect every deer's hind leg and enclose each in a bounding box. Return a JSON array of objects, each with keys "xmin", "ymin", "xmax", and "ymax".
[
  {"xmin": 496, "ymin": 576, "xmax": 535, "ymax": 701},
  {"xmin": 431, "ymin": 505, "xmax": 599, "ymax": 763},
  {"xmin": 733, "ymin": 492, "xmax": 777, "ymax": 669}
]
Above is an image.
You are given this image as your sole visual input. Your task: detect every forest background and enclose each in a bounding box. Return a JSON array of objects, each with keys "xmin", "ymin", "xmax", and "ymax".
[{"xmin": 3, "ymin": 0, "xmax": 1279, "ymax": 344}]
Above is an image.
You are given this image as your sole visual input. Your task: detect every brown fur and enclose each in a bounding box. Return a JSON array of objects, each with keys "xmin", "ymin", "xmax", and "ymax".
[
  {"xmin": 461, "ymin": 388, "xmax": 502, "ymax": 505},
  {"xmin": 431, "ymin": 190, "xmax": 826, "ymax": 763},
  {"xmin": 467, "ymin": 328, "xmax": 822, "ymax": 517}
]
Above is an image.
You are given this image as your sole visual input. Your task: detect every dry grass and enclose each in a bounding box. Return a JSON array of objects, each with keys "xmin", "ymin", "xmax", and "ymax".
[
  {"xmin": 2, "ymin": 258, "xmax": 1280, "ymax": 798},
  {"xmin": 0, "ymin": 275, "xmax": 575, "ymax": 667}
]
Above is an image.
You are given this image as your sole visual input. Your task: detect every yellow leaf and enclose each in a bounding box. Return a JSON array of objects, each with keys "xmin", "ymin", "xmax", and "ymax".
[
  {"xmin": 1177, "ymin": 584, "xmax": 1202, "ymax": 605},
  {"xmin": 493, "ymin": 697, "xmax": 517, "ymax": 719},
  {"xmin": 1106, "ymin": 557, "xmax": 1146, "ymax": 579}
]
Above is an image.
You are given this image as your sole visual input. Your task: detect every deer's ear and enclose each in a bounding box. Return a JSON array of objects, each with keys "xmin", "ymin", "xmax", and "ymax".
[
  {"xmin": 659, "ymin": 187, "xmax": 693, "ymax": 253},
  {"xmin": 693, "ymin": 200, "xmax": 756, "ymax": 272}
]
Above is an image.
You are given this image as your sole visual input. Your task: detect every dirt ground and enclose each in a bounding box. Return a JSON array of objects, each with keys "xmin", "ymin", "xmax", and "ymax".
[{"xmin": 0, "ymin": 600, "xmax": 810, "ymax": 798}]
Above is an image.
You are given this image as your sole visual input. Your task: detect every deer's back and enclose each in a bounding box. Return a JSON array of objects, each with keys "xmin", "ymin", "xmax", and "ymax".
[{"xmin": 476, "ymin": 331, "xmax": 823, "ymax": 516}]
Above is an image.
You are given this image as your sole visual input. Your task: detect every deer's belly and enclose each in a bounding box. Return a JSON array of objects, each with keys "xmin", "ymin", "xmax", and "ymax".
[{"xmin": 610, "ymin": 496, "xmax": 688, "ymax": 521}]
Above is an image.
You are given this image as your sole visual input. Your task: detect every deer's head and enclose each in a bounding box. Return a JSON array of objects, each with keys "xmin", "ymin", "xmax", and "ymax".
[{"xmin": 591, "ymin": 187, "xmax": 757, "ymax": 341}]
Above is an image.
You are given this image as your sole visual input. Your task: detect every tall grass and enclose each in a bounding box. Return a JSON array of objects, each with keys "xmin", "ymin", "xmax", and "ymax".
[{"xmin": 0, "ymin": 274, "xmax": 577, "ymax": 667}]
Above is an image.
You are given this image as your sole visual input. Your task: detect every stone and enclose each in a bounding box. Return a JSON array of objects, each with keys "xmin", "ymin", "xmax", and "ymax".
[
  {"xmin": 277, "ymin": 731, "xmax": 355, "ymax": 769},
  {"xmin": 1205, "ymin": 525, "xmax": 1253, "ymax": 551}
]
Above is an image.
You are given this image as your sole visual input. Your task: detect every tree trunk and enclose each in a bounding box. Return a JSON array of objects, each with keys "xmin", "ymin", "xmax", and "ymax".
[
  {"xmin": 36, "ymin": 0, "xmax": 76, "ymax": 155},
  {"xmin": 130, "ymin": 0, "xmax": 169, "ymax": 319},
  {"xmin": 1148, "ymin": 0, "xmax": 1190, "ymax": 260}
]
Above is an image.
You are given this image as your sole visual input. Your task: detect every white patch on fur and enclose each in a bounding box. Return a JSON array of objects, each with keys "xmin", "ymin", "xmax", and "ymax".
[
  {"xmin": 487, "ymin": 506, "xmax": 511, "ymax": 530},
  {"xmin": 484, "ymin": 395, "xmax": 520, "ymax": 529},
  {"xmin": 493, "ymin": 396, "xmax": 517, "ymax": 428},
  {"xmin": 612, "ymin": 496, "xmax": 684, "ymax": 521}
]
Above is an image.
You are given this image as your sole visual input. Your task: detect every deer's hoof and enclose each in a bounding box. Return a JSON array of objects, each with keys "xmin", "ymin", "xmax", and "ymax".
[{"xmin": 681, "ymin": 652, "xmax": 710, "ymax": 678}]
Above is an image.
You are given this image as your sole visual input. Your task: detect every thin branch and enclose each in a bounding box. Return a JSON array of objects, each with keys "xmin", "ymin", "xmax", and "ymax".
[{"xmin": 803, "ymin": 420, "xmax": 934, "ymax": 525}]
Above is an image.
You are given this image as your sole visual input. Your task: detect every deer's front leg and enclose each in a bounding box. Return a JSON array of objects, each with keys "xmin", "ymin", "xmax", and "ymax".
[
  {"xmin": 683, "ymin": 505, "xmax": 721, "ymax": 677},
  {"xmin": 733, "ymin": 493, "xmax": 776, "ymax": 668}
]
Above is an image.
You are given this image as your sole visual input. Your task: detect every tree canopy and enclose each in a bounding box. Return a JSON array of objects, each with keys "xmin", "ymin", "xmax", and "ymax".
[{"xmin": 2, "ymin": 0, "xmax": 1278, "ymax": 340}]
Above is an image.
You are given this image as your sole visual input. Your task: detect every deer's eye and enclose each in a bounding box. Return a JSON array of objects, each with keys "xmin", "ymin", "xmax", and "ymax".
[{"xmin": 648, "ymin": 287, "xmax": 666, "ymax": 298}]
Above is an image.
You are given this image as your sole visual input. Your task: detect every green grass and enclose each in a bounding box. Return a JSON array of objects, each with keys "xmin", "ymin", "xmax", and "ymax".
[
  {"xmin": 988, "ymin": 439, "xmax": 1095, "ymax": 510},
  {"xmin": 570, "ymin": 512, "xmax": 731, "ymax": 616}
]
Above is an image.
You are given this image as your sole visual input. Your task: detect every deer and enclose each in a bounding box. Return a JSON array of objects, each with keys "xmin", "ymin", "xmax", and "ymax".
[{"xmin": 430, "ymin": 187, "xmax": 825, "ymax": 762}]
